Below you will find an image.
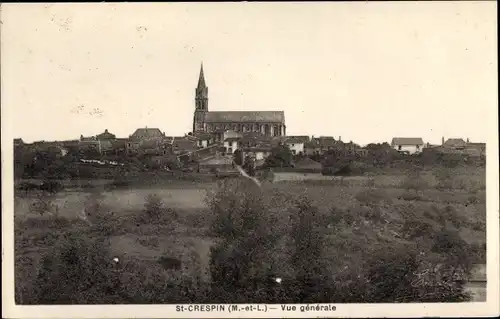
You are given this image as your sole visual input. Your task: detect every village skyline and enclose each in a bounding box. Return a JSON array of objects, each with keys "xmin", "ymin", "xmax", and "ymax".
[{"xmin": 3, "ymin": 2, "xmax": 496, "ymax": 145}]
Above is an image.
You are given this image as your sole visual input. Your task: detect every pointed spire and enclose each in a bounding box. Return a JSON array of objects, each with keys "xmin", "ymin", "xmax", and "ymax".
[{"xmin": 197, "ymin": 62, "xmax": 206, "ymax": 88}]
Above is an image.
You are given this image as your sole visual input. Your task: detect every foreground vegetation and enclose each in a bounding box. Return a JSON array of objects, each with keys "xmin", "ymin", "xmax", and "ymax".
[{"xmin": 14, "ymin": 166, "xmax": 486, "ymax": 304}]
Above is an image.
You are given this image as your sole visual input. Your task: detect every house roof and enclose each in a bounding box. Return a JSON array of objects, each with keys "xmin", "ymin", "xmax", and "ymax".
[
  {"xmin": 391, "ymin": 137, "xmax": 424, "ymax": 146},
  {"xmin": 285, "ymin": 136, "xmax": 310, "ymax": 144},
  {"xmin": 96, "ymin": 129, "xmax": 116, "ymax": 140},
  {"xmin": 80, "ymin": 135, "xmax": 97, "ymax": 142},
  {"xmin": 172, "ymin": 139, "xmax": 197, "ymax": 150},
  {"xmin": 225, "ymin": 137, "xmax": 240, "ymax": 143},
  {"xmin": 139, "ymin": 139, "xmax": 160, "ymax": 149},
  {"xmin": 130, "ymin": 128, "xmax": 164, "ymax": 139},
  {"xmin": 308, "ymin": 137, "xmax": 338, "ymax": 148},
  {"xmin": 444, "ymin": 138, "xmax": 467, "ymax": 147},
  {"xmin": 204, "ymin": 111, "xmax": 285, "ymax": 123}
]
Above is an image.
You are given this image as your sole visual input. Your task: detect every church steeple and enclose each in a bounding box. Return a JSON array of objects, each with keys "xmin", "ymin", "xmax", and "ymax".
[
  {"xmin": 193, "ymin": 62, "xmax": 208, "ymax": 133},
  {"xmin": 195, "ymin": 62, "xmax": 208, "ymax": 111},
  {"xmin": 197, "ymin": 63, "xmax": 206, "ymax": 89}
]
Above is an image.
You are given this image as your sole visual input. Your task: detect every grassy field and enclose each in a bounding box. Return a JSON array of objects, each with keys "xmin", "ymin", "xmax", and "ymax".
[{"xmin": 14, "ymin": 167, "xmax": 486, "ymax": 303}]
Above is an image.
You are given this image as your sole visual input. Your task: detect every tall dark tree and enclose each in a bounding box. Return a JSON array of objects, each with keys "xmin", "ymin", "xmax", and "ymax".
[{"xmin": 264, "ymin": 144, "xmax": 293, "ymax": 168}]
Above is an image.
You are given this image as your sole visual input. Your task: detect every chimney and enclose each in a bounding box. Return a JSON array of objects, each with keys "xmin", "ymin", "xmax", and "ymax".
[
  {"xmin": 441, "ymin": 136, "xmax": 445, "ymax": 145},
  {"xmin": 105, "ymin": 129, "xmax": 108, "ymax": 133},
  {"xmin": 339, "ymin": 136, "xmax": 342, "ymax": 142},
  {"xmin": 467, "ymin": 137, "xmax": 470, "ymax": 143}
]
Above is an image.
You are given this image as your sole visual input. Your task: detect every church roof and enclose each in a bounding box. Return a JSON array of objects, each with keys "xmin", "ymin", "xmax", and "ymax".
[{"xmin": 204, "ymin": 111, "xmax": 285, "ymax": 124}]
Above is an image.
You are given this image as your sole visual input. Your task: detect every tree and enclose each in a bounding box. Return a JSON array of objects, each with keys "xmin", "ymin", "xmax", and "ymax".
[
  {"xmin": 207, "ymin": 178, "xmax": 279, "ymax": 302},
  {"xmin": 264, "ymin": 144, "xmax": 293, "ymax": 168},
  {"xmin": 233, "ymin": 149, "xmax": 244, "ymax": 166}
]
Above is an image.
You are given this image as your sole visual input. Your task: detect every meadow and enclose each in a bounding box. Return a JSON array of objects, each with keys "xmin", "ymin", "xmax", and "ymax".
[{"xmin": 14, "ymin": 166, "xmax": 486, "ymax": 303}]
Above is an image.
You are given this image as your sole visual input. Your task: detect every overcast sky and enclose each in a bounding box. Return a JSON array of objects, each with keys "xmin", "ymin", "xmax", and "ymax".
[{"xmin": 1, "ymin": 2, "xmax": 497, "ymax": 145}]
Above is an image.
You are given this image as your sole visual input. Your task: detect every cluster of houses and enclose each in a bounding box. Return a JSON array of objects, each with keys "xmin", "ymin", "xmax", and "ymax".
[
  {"xmin": 14, "ymin": 128, "xmax": 485, "ymax": 173},
  {"xmin": 390, "ymin": 137, "xmax": 486, "ymax": 157}
]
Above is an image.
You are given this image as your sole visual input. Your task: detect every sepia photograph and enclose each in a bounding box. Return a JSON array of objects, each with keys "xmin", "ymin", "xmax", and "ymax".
[{"xmin": 1, "ymin": 2, "xmax": 499, "ymax": 318}]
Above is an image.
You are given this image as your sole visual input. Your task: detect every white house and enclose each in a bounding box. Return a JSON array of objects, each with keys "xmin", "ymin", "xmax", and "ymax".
[
  {"xmin": 284, "ymin": 136, "xmax": 310, "ymax": 155},
  {"xmin": 391, "ymin": 137, "xmax": 425, "ymax": 155},
  {"xmin": 223, "ymin": 138, "xmax": 240, "ymax": 154}
]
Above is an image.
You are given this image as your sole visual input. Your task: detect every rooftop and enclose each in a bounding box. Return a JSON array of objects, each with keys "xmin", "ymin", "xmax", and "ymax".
[
  {"xmin": 391, "ymin": 137, "xmax": 424, "ymax": 146},
  {"xmin": 130, "ymin": 128, "xmax": 165, "ymax": 140},
  {"xmin": 204, "ymin": 111, "xmax": 285, "ymax": 124},
  {"xmin": 285, "ymin": 136, "xmax": 310, "ymax": 144}
]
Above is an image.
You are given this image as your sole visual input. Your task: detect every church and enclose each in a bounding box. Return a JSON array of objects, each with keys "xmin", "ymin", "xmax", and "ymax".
[{"xmin": 192, "ymin": 64, "xmax": 286, "ymax": 137}]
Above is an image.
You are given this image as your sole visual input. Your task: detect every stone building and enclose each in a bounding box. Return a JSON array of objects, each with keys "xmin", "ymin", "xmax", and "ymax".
[{"xmin": 192, "ymin": 64, "xmax": 286, "ymax": 137}]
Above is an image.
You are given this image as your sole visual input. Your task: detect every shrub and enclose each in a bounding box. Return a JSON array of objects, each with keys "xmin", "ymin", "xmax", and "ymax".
[
  {"xmin": 158, "ymin": 255, "xmax": 182, "ymax": 271},
  {"xmin": 206, "ymin": 178, "xmax": 268, "ymax": 241},
  {"xmin": 288, "ymin": 196, "xmax": 336, "ymax": 303},
  {"xmin": 467, "ymin": 195, "xmax": 479, "ymax": 204},
  {"xmin": 432, "ymin": 228, "xmax": 472, "ymax": 270},
  {"xmin": 142, "ymin": 194, "xmax": 176, "ymax": 221},
  {"xmin": 364, "ymin": 245, "xmax": 471, "ymax": 302},
  {"xmin": 365, "ymin": 245, "xmax": 420, "ymax": 302},
  {"xmin": 32, "ymin": 232, "xmax": 122, "ymax": 304},
  {"xmin": 207, "ymin": 178, "xmax": 281, "ymax": 302}
]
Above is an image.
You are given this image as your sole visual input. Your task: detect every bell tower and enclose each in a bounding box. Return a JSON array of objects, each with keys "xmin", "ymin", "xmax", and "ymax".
[{"xmin": 193, "ymin": 63, "xmax": 208, "ymax": 133}]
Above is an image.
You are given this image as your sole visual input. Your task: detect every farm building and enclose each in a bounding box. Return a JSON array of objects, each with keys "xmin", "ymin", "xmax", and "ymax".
[{"xmin": 391, "ymin": 137, "xmax": 424, "ymax": 155}]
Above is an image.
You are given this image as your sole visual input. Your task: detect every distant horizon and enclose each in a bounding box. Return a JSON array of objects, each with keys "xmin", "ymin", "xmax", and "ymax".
[{"xmin": 2, "ymin": 2, "xmax": 497, "ymax": 146}]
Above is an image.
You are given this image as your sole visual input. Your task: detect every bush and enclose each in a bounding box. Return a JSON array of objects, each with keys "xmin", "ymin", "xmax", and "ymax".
[
  {"xmin": 432, "ymin": 228, "xmax": 472, "ymax": 270},
  {"xmin": 467, "ymin": 195, "xmax": 479, "ymax": 205},
  {"xmin": 207, "ymin": 178, "xmax": 281, "ymax": 302},
  {"xmin": 365, "ymin": 246, "xmax": 420, "ymax": 302},
  {"xmin": 364, "ymin": 245, "xmax": 471, "ymax": 302},
  {"xmin": 142, "ymin": 194, "xmax": 176, "ymax": 222},
  {"xmin": 206, "ymin": 178, "xmax": 268, "ymax": 241},
  {"xmin": 32, "ymin": 232, "xmax": 122, "ymax": 304}
]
